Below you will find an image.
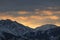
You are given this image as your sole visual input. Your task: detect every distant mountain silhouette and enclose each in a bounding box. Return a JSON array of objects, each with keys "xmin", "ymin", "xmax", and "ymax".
[
  {"xmin": 35, "ymin": 24, "xmax": 57, "ymax": 31},
  {"xmin": 0, "ymin": 19, "xmax": 60, "ymax": 40}
]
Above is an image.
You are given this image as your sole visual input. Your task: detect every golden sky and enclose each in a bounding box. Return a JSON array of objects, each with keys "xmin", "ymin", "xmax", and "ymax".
[
  {"xmin": 0, "ymin": 9, "xmax": 60, "ymax": 28},
  {"xmin": 0, "ymin": 0, "xmax": 60, "ymax": 28}
]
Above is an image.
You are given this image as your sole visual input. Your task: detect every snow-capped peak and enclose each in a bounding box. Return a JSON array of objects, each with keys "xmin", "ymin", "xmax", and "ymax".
[{"xmin": 35, "ymin": 24, "xmax": 57, "ymax": 31}]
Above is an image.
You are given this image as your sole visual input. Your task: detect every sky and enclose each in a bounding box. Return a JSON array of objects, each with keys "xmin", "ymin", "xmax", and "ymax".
[{"xmin": 0, "ymin": 0, "xmax": 60, "ymax": 28}]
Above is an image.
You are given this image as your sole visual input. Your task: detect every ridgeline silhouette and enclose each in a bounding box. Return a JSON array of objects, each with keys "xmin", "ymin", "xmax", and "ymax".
[{"xmin": 0, "ymin": 19, "xmax": 60, "ymax": 40}]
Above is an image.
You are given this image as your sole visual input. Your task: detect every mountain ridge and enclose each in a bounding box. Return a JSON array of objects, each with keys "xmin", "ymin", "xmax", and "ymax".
[
  {"xmin": 0, "ymin": 19, "xmax": 60, "ymax": 40},
  {"xmin": 0, "ymin": 19, "xmax": 32, "ymax": 36},
  {"xmin": 0, "ymin": 19, "xmax": 58, "ymax": 29}
]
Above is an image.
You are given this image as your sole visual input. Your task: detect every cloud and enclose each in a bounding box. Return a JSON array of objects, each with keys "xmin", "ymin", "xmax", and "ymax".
[
  {"xmin": 42, "ymin": 10, "xmax": 53, "ymax": 15},
  {"xmin": 30, "ymin": 16, "xmax": 43, "ymax": 20},
  {"xmin": 48, "ymin": 16, "xmax": 59, "ymax": 20},
  {"xmin": 0, "ymin": 0, "xmax": 60, "ymax": 28},
  {"xmin": 17, "ymin": 11, "xmax": 29, "ymax": 14},
  {"xmin": 0, "ymin": 15, "xmax": 15, "ymax": 21},
  {"xmin": 0, "ymin": 9, "xmax": 60, "ymax": 28},
  {"xmin": 47, "ymin": 7, "xmax": 60, "ymax": 11}
]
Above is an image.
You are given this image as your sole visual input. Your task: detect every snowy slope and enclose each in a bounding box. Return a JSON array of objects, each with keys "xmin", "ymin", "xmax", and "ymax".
[
  {"xmin": 0, "ymin": 19, "xmax": 31, "ymax": 36},
  {"xmin": 0, "ymin": 19, "xmax": 60, "ymax": 40},
  {"xmin": 35, "ymin": 24, "xmax": 57, "ymax": 31}
]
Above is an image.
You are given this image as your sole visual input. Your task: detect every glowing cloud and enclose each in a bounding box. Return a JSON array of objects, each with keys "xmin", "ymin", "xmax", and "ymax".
[
  {"xmin": 48, "ymin": 16, "xmax": 59, "ymax": 20},
  {"xmin": 30, "ymin": 16, "xmax": 43, "ymax": 20},
  {"xmin": 42, "ymin": 10, "xmax": 53, "ymax": 15},
  {"xmin": 0, "ymin": 9, "xmax": 60, "ymax": 28},
  {"xmin": 17, "ymin": 11, "xmax": 29, "ymax": 14}
]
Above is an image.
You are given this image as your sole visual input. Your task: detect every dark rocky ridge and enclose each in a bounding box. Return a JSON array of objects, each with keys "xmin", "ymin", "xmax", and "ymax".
[{"xmin": 0, "ymin": 19, "xmax": 60, "ymax": 40}]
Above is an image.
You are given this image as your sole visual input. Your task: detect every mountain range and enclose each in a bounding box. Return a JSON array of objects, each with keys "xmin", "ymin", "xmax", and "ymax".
[{"xmin": 0, "ymin": 19, "xmax": 60, "ymax": 40}]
